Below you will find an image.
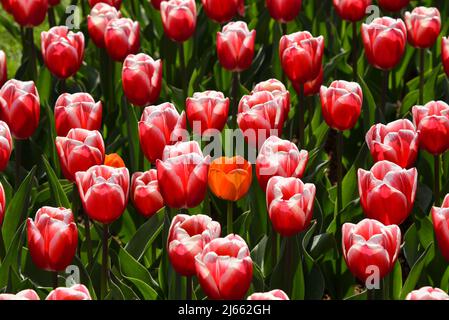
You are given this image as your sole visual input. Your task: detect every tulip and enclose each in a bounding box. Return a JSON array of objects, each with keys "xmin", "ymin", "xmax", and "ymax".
[
  {"xmin": 292, "ymin": 67, "xmax": 323, "ymax": 97},
  {"xmin": 405, "ymin": 7, "xmax": 440, "ymax": 49},
  {"xmin": 443, "ymin": 37, "xmax": 449, "ymax": 78},
  {"xmin": 161, "ymin": 0, "xmax": 197, "ymax": 43},
  {"xmin": 0, "ymin": 50, "xmax": 7, "ymax": 87},
  {"xmin": 247, "ymin": 289, "xmax": 289, "ymax": 300},
  {"xmin": 202, "ymin": 0, "xmax": 244, "ymax": 24},
  {"xmin": 87, "ymin": 3, "xmax": 122, "ymax": 48},
  {"xmin": 216, "ymin": 21, "xmax": 256, "ymax": 73},
  {"xmin": 0, "ymin": 182, "xmax": 5, "ymax": 226},
  {"xmin": 76, "ymin": 165, "xmax": 129, "ymax": 224},
  {"xmin": 0, "ymin": 289, "xmax": 40, "ymax": 300},
  {"xmin": 432, "ymin": 195, "xmax": 449, "ymax": 261},
  {"xmin": 320, "ymin": 80, "xmax": 363, "ymax": 131},
  {"xmin": 252, "ymin": 78, "xmax": 290, "ymax": 115},
  {"xmin": 406, "ymin": 287, "xmax": 449, "ymax": 300},
  {"xmin": 378, "ymin": 0, "xmax": 409, "ymax": 12},
  {"xmin": 186, "ymin": 91, "xmax": 229, "ymax": 136},
  {"xmin": 151, "ymin": 0, "xmax": 166, "ymax": 10},
  {"xmin": 104, "ymin": 153, "xmax": 125, "ymax": 168},
  {"xmin": 195, "ymin": 234, "xmax": 253, "ymax": 300},
  {"xmin": 9, "ymin": 0, "xmax": 48, "ymax": 27},
  {"xmin": 104, "ymin": 18, "xmax": 140, "ymax": 62},
  {"xmin": 168, "ymin": 214, "xmax": 221, "ymax": 276},
  {"xmin": 266, "ymin": 176, "xmax": 315, "ymax": 237},
  {"xmin": 332, "ymin": 0, "xmax": 371, "ymax": 22},
  {"xmin": 358, "ymin": 160, "xmax": 417, "ymax": 225},
  {"xmin": 139, "ymin": 103, "xmax": 187, "ymax": 164},
  {"xmin": 41, "ymin": 26, "xmax": 84, "ymax": 79},
  {"xmin": 237, "ymin": 91, "xmax": 286, "ymax": 149},
  {"xmin": 1, "ymin": 0, "xmax": 12, "ymax": 13},
  {"xmin": 56, "ymin": 129, "xmax": 105, "ymax": 182},
  {"xmin": 48, "ymin": 0, "xmax": 60, "ymax": 6},
  {"xmin": 122, "ymin": 53, "xmax": 162, "ymax": 107},
  {"xmin": 46, "ymin": 284, "xmax": 92, "ymax": 300},
  {"xmin": 131, "ymin": 169, "xmax": 164, "ymax": 218},
  {"xmin": 266, "ymin": 0, "xmax": 301, "ymax": 23},
  {"xmin": 157, "ymin": 141, "xmax": 209, "ymax": 209},
  {"xmin": 88, "ymin": 0, "xmax": 121, "ymax": 9},
  {"xmin": 0, "ymin": 121, "xmax": 12, "ymax": 172},
  {"xmin": 27, "ymin": 206, "xmax": 78, "ymax": 271},
  {"xmin": 0, "ymin": 79, "xmax": 40, "ymax": 140},
  {"xmin": 54, "ymin": 92, "xmax": 103, "ymax": 137},
  {"xmin": 365, "ymin": 119, "xmax": 419, "ymax": 168},
  {"xmin": 256, "ymin": 136, "xmax": 308, "ymax": 191},
  {"xmin": 342, "ymin": 218, "xmax": 401, "ymax": 282}
]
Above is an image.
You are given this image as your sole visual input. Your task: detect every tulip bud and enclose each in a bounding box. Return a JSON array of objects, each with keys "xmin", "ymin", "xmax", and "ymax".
[
  {"xmin": 131, "ymin": 169, "xmax": 164, "ymax": 218},
  {"xmin": 208, "ymin": 156, "xmax": 252, "ymax": 202},
  {"xmin": 266, "ymin": 0, "xmax": 301, "ymax": 23},
  {"xmin": 361, "ymin": 17, "xmax": 407, "ymax": 70},
  {"xmin": 0, "ymin": 182, "xmax": 5, "ymax": 226},
  {"xmin": 293, "ymin": 67, "xmax": 324, "ymax": 97},
  {"xmin": 332, "ymin": 0, "xmax": 371, "ymax": 22},
  {"xmin": 27, "ymin": 207, "xmax": 78, "ymax": 272},
  {"xmin": 432, "ymin": 195, "xmax": 449, "ymax": 262},
  {"xmin": 279, "ymin": 31, "xmax": 324, "ymax": 83},
  {"xmin": 247, "ymin": 289, "xmax": 289, "ymax": 300},
  {"xmin": 405, "ymin": 7, "xmax": 441, "ymax": 49},
  {"xmin": 320, "ymin": 80, "xmax": 363, "ymax": 131},
  {"xmin": 87, "ymin": 3, "xmax": 122, "ymax": 48},
  {"xmin": 358, "ymin": 160, "xmax": 417, "ymax": 225},
  {"xmin": 161, "ymin": 0, "xmax": 197, "ymax": 43},
  {"xmin": 46, "ymin": 284, "xmax": 92, "ymax": 300},
  {"xmin": 1, "ymin": 0, "xmax": 12, "ymax": 13},
  {"xmin": 186, "ymin": 91, "xmax": 229, "ymax": 136},
  {"xmin": 76, "ymin": 165, "xmax": 130, "ymax": 224},
  {"xmin": 104, "ymin": 18, "xmax": 140, "ymax": 61},
  {"xmin": 413, "ymin": 101, "xmax": 449, "ymax": 155},
  {"xmin": 54, "ymin": 92, "xmax": 103, "ymax": 137},
  {"xmin": 406, "ymin": 287, "xmax": 449, "ymax": 300},
  {"xmin": 56, "ymin": 129, "xmax": 105, "ymax": 182},
  {"xmin": 266, "ymin": 176, "xmax": 315, "ymax": 237},
  {"xmin": 366, "ymin": 119, "xmax": 419, "ymax": 168},
  {"xmin": 88, "ymin": 0, "xmax": 121, "ymax": 9},
  {"xmin": 104, "ymin": 153, "xmax": 125, "ymax": 168},
  {"xmin": 256, "ymin": 136, "xmax": 308, "ymax": 191},
  {"xmin": 342, "ymin": 219, "xmax": 401, "ymax": 282},
  {"xmin": 0, "ymin": 50, "xmax": 7, "ymax": 87},
  {"xmin": 217, "ymin": 21, "xmax": 256, "ymax": 72},
  {"xmin": 195, "ymin": 234, "xmax": 253, "ymax": 300},
  {"xmin": 138, "ymin": 103, "xmax": 187, "ymax": 164},
  {"xmin": 378, "ymin": 0, "xmax": 409, "ymax": 12},
  {"xmin": 168, "ymin": 214, "xmax": 221, "ymax": 276},
  {"xmin": 10, "ymin": 0, "xmax": 48, "ymax": 27},
  {"xmin": 0, "ymin": 79, "xmax": 40, "ymax": 140},
  {"xmin": 157, "ymin": 141, "xmax": 209, "ymax": 208},
  {"xmin": 0, "ymin": 289, "xmax": 40, "ymax": 300},
  {"xmin": 122, "ymin": 53, "xmax": 162, "ymax": 107},
  {"xmin": 151, "ymin": 0, "xmax": 167, "ymax": 10},
  {"xmin": 202, "ymin": 0, "xmax": 244, "ymax": 24},
  {"xmin": 0, "ymin": 121, "xmax": 12, "ymax": 172},
  {"xmin": 252, "ymin": 78, "xmax": 290, "ymax": 114},
  {"xmin": 442, "ymin": 37, "xmax": 449, "ymax": 78}
]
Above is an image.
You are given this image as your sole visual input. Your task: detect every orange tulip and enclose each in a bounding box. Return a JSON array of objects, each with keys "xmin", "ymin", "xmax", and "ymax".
[
  {"xmin": 104, "ymin": 153, "xmax": 126, "ymax": 168},
  {"xmin": 208, "ymin": 156, "xmax": 252, "ymax": 201}
]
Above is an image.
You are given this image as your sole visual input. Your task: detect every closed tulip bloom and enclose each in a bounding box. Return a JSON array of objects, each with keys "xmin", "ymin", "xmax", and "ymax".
[
  {"xmin": 54, "ymin": 92, "xmax": 102, "ymax": 137},
  {"xmin": 378, "ymin": 0, "xmax": 409, "ymax": 12},
  {"xmin": 131, "ymin": 169, "xmax": 164, "ymax": 218},
  {"xmin": 122, "ymin": 54, "xmax": 162, "ymax": 107},
  {"xmin": 432, "ymin": 195, "xmax": 449, "ymax": 261},
  {"xmin": 217, "ymin": 21, "xmax": 256, "ymax": 72},
  {"xmin": 443, "ymin": 37, "xmax": 449, "ymax": 77},
  {"xmin": 46, "ymin": 284, "xmax": 91, "ymax": 300},
  {"xmin": 0, "ymin": 79, "xmax": 40, "ymax": 140},
  {"xmin": 293, "ymin": 67, "xmax": 324, "ymax": 97},
  {"xmin": 237, "ymin": 91, "xmax": 286, "ymax": 148},
  {"xmin": 256, "ymin": 136, "xmax": 308, "ymax": 191},
  {"xmin": 247, "ymin": 289, "xmax": 289, "ymax": 300},
  {"xmin": 157, "ymin": 141, "xmax": 209, "ymax": 208},
  {"xmin": 320, "ymin": 80, "xmax": 363, "ymax": 131},
  {"xmin": 266, "ymin": 0, "xmax": 301, "ymax": 23},
  {"xmin": 56, "ymin": 129, "xmax": 105, "ymax": 182},
  {"xmin": 27, "ymin": 207, "xmax": 78, "ymax": 271},
  {"xmin": 186, "ymin": 91, "xmax": 229, "ymax": 136},
  {"xmin": 279, "ymin": 31, "xmax": 324, "ymax": 84},
  {"xmin": 208, "ymin": 156, "xmax": 252, "ymax": 202},
  {"xmin": 0, "ymin": 121, "xmax": 12, "ymax": 172},
  {"xmin": 48, "ymin": 0, "xmax": 60, "ymax": 6},
  {"xmin": 0, "ymin": 289, "xmax": 40, "ymax": 300},
  {"xmin": 412, "ymin": 101, "xmax": 449, "ymax": 155},
  {"xmin": 10, "ymin": 0, "xmax": 48, "ymax": 27},
  {"xmin": 202, "ymin": 0, "xmax": 244, "ymax": 24},
  {"xmin": 332, "ymin": 0, "xmax": 371, "ymax": 22},
  {"xmin": 41, "ymin": 26, "xmax": 85, "ymax": 79},
  {"xmin": 1, "ymin": 0, "xmax": 12, "ymax": 13},
  {"xmin": 161, "ymin": 0, "xmax": 197, "ymax": 43},
  {"xmin": 406, "ymin": 287, "xmax": 449, "ymax": 300},
  {"xmin": 0, "ymin": 50, "xmax": 7, "ymax": 87},
  {"xmin": 151, "ymin": 0, "xmax": 166, "ymax": 10},
  {"xmin": 0, "ymin": 182, "xmax": 5, "ymax": 226},
  {"xmin": 76, "ymin": 165, "xmax": 130, "ymax": 224},
  {"xmin": 195, "ymin": 234, "xmax": 253, "ymax": 300},
  {"xmin": 104, "ymin": 18, "xmax": 140, "ymax": 61},
  {"xmin": 361, "ymin": 17, "xmax": 407, "ymax": 70},
  {"xmin": 358, "ymin": 160, "xmax": 417, "ymax": 225},
  {"xmin": 266, "ymin": 176, "xmax": 315, "ymax": 237},
  {"xmin": 252, "ymin": 79, "xmax": 290, "ymax": 115},
  {"xmin": 104, "ymin": 153, "xmax": 125, "ymax": 168},
  {"xmin": 168, "ymin": 214, "xmax": 221, "ymax": 276},
  {"xmin": 405, "ymin": 7, "xmax": 440, "ymax": 49},
  {"xmin": 87, "ymin": 3, "xmax": 121, "ymax": 48},
  {"xmin": 138, "ymin": 103, "xmax": 187, "ymax": 163},
  {"xmin": 366, "ymin": 119, "xmax": 419, "ymax": 168},
  {"xmin": 88, "ymin": 0, "xmax": 121, "ymax": 9},
  {"xmin": 342, "ymin": 219, "xmax": 401, "ymax": 282}
]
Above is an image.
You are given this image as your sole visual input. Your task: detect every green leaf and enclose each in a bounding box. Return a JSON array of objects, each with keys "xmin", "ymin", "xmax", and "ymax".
[
  {"xmin": 0, "ymin": 222, "xmax": 25, "ymax": 288},
  {"xmin": 42, "ymin": 155, "xmax": 70, "ymax": 208}
]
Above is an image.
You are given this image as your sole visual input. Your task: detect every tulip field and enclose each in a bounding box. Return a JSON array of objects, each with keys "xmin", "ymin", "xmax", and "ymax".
[{"xmin": 2, "ymin": 0, "xmax": 449, "ymax": 303}]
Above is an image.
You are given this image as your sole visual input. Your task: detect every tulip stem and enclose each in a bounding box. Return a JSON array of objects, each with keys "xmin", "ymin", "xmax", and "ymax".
[
  {"xmin": 352, "ymin": 21, "xmax": 358, "ymax": 81},
  {"xmin": 101, "ymin": 223, "xmax": 109, "ymax": 299},
  {"xmin": 14, "ymin": 139, "xmax": 22, "ymax": 189},
  {"xmin": 298, "ymin": 84, "xmax": 305, "ymax": 148},
  {"xmin": 380, "ymin": 70, "xmax": 388, "ymax": 123},
  {"xmin": 227, "ymin": 201, "xmax": 233, "ymax": 234},
  {"xmin": 186, "ymin": 276, "xmax": 192, "ymax": 300},
  {"xmin": 231, "ymin": 72, "xmax": 240, "ymax": 130},
  {"xmin": 179, "ymin": 42, "xmax": 187, "ymax": 100},
  {"xmin": 52, "ymin": 271, "xmax": 58, "ymax": 289},
  {"xmin": 281, "ymin": 23, "xmax": 287, "ymax": 85},
  {"xmin": 48, "ymin": 6, "xmax": 56, "ymax": 27},
  {"xmin": 84, "ymin": 214, "xmax": 94, "ymax": 267},
  {"xmin": 25, "ymin": 28, "xmax": 37, "ymax": 82},
  {"xmin": 336, "ymin": 130, "xmax": 343, "ymax": 214},
  {"xmin": 434, "ymin": 154, "xmax": 440, "ymax": 205},
  {"xmin": 419, "ymin": 48, "xmax": 425, "ymax": 105}
]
